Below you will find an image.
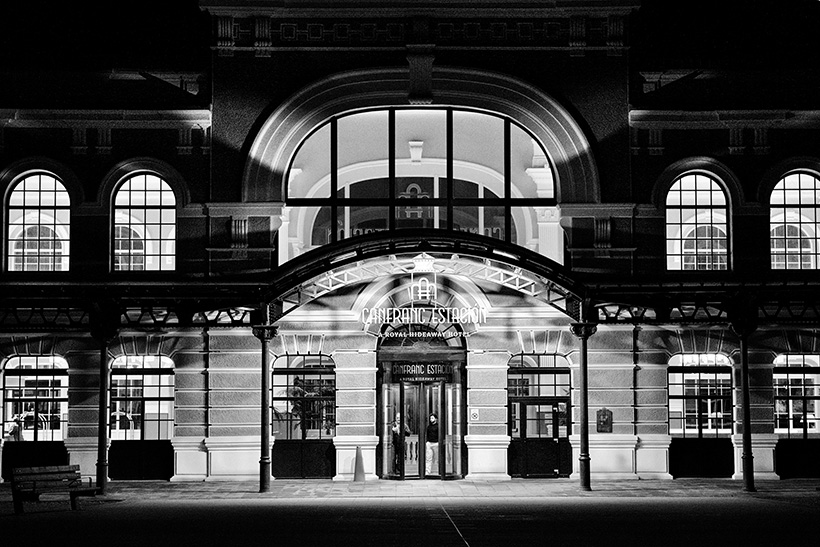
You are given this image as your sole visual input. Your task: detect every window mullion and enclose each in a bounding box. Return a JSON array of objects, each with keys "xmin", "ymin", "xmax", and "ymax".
[
  {"xmin": 330, "ymin": 118, "xmax": 339, "ymax": 244},
  {"xmin": 388, "ymin": 109, "xmax": 396, "ymax": 232},
  {"xmin": 446, "ymin": 109, "xmax": 453, "ymax": 231}
]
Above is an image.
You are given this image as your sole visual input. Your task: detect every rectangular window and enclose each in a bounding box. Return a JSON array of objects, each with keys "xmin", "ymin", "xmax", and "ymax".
[
  {"xmin": 669, "ymin": 366, "xmax": 733, "ymax": 437},
  {"xmin": 774, "ymin": 355, "xmax": 820, "ymax": 438}
]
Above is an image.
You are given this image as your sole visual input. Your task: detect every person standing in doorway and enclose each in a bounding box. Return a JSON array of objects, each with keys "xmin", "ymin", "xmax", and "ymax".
[
  {"xmin": 392, "ymin": 412, "xmax": 410, "ymax": 474},
  {"xmin": 425, "ymin": 413, "xmax": 439, "ymax": 476}
]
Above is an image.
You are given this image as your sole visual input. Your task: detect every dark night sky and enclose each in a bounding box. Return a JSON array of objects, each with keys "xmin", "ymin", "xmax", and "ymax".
[{"xmin": 0, "ymin": 1, "xmax": 209, "ymax": 72}]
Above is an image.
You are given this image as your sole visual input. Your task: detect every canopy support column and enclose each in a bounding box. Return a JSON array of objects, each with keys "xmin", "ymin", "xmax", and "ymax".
[
  {"xmin": 253, "ymin": 305, "xmax": 278, "ymax": 494},
  {"xmin": 570, "ymin": 320, "xmax": 597, "ymax": 491}
]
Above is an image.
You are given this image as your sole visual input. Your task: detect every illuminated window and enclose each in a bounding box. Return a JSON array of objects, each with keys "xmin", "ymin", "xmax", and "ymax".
[
  {"xmin": 287, "ymin": 108, "xmax": 554, "ymax": 251},
  {"xmin": 6, "ymin": 173, "xmax": 70, "ymax": 271},
  {"xmin": 770, "ymin": 172, "xmax": 820, "ymax": 269},
  {"xmin": 773, "ymin": 355, "xmax": 819, "ymax": 438},
  {"xmin": 666, "ymin": 174, "xmax": 728, "ymax": 271},
  {"xmin": 2, "ymin": 356, "xmax": 68, "ymax": 441},
  {"xmin": 668, "ymin": 354, "xmax": 733, "ymax": 437},
  {"xmin": 113, "ymin": 173, "xmax": 176, "ymax": 271},
  {"xmin": 272, "ymin": 355, "xmax": 336, "ymax": 440},
  {"xmin": 507, "ymin": 354, "xmax": 571, "ymax": 438},
  {"xmin": 110, "ymin": 356, "xmax": 174, "ymax": 440}
]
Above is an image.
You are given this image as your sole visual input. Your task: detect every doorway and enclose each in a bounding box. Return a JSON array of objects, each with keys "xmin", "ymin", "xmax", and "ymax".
[
  {"xmin": 381, "ymin": 377, "xmax": 463, "ymax": 479},
  {"xmin": 508, "ymin": 397, "xmax": 571, "ymax": 477},
  {"xmin": 376, "ymin": 323, "xmax": 467, "ymax": 480}
]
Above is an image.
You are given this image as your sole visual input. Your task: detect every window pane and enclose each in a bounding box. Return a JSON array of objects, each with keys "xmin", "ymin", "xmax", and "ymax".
[{"xmin": 338, "ymin": 110, "xmax": 389, "ymax": 192}]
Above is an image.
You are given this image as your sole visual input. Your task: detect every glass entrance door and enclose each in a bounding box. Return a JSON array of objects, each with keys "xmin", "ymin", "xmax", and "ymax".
[
  {"xmin": 382, "ymin": 380, "xmax": 462, "ymax": 479},
  {"xmin": 508, "ymin": 397, "xmax": 572, "ymax": 477}
]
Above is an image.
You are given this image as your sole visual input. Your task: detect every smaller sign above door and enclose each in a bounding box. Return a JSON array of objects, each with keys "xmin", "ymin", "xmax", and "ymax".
[{"xmin": 390, "ymin": 362, "xmax": 455, "ymax": 382}]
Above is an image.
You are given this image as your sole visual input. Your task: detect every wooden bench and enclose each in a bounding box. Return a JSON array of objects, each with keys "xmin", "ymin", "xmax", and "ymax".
[{"xmin": 11, "ymin": 464, "xmax": 97, "ymax": 514}]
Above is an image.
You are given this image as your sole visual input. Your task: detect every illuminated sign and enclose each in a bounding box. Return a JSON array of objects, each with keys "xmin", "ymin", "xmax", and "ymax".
[
  {"xmin": 390, "ymin": 363, "xmax": 454, "ymax": 381},
  {"xmin": 362, "ymin": 271, "xmax": 487, "ymax": 326},
  {"xmin": 361, "ymin": 306, "xmax": 487, "ymax": 325}
]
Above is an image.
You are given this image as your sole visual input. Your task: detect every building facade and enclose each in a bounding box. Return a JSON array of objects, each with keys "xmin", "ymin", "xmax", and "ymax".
[{"xmin": 1, "ymin": 0, "xmax": 819, "ymax": 485}]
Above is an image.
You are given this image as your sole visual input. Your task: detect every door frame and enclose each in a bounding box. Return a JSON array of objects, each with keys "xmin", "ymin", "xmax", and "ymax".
[
  {"xmin": 508, "ymin": 395, "xmax": 572, "ymax": 478},
  {"xmin": 376, "ymin": 361, "xmax": 467, "ymax": 480}
]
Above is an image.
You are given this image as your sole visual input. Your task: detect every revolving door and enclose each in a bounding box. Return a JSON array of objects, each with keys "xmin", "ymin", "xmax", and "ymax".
[{"xmin": 380, "ymin": 365, "xmax": 464, "ymax": 479}]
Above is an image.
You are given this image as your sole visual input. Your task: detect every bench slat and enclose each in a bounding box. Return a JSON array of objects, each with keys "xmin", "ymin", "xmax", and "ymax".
[
  {"xmin": 15, "ymin": 480, "xmax": 82, "ymax": 489},
  {"xmin": 13, "ymin": 465, "xmax": 79, "ymax": 474},
  {"xmin": 13, "ymin": 475, "xmax": 80, "ymax": 481},
  {"xmin": 14, "ymin": 472, "xmax": 81, "ymax": 481}
]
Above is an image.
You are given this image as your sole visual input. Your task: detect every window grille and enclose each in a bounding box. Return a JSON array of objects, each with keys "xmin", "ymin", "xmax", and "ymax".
[
  {"xmin": 113, "ymin": 173, "xmax": 176, "ymax": 271},
  {"xmin": 507, "ymin": 354, "xmax": 571, "ymax": 436},
  {"xmin": 271, "ymin": 355, "xmax": 336, "ymax": 440},
  {"xmin": 773, "ymin": 355, "xmax": 819, "ymax": 438},
  {"xmin": 6, "ymin": 173, "xmax": 70, "ymax": 271},
  {"xmin": 668, "ymin": 354, "xmax": 733, "ymax": 437},
  {"xmin": 770, "ymin": 172, "xmax": 820, "ymax": 269},
  {"xmin": 109, "ymin": 356, "xmax": 174, "ymax": 440},
  {"xmin": 2, "ymin": 356, "xmax": 69, "ymax": 441},
  {"xmin": 666, "ymin": 173, "xmax": 728, "ymax": 271}
]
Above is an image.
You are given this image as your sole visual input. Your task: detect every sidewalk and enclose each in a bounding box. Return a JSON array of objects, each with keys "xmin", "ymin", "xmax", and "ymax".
[{"xmin": 3, "ymin": 477, "xmax": 817, "ymax": 502}]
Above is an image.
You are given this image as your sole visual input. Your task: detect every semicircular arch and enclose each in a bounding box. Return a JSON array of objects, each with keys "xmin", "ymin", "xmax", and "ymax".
[{"xmin": 244, "ymin": 67, "xmax": 599, "ymax": 204}]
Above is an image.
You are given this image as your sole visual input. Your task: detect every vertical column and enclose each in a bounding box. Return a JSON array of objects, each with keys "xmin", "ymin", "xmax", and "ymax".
[
  {"xmin": 731, "ymin": 322, "xmax": 756, "ymax": 492},
  {"xmin": 730, "ymin": 294, "xmax": 757, "ymax": 492},
  {"xmin": 570, "ymin": 321, "xmax": 597, "ymax": 491},
  {"xmin": 252, "ymin": 324, "xmax": 277, "ymax": 492},
  {"xmin": 252, "ymin": 306, "xmax": 277, "ymax": 493},
  {"xmin": 91, "ymin": 304, "xmax": 118, "ymax": 494}
]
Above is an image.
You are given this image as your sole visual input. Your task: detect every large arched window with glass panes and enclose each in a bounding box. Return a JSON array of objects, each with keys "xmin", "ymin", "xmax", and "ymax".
[
  {"xmin": 666, "ymin": 173, "xmax": 729, "ymax": 271},
  {"xmin": 5, "ymin": 173, "xmax": 70, "ymax": 272},
  {"xmin": 2, "ymin": 356, "xmax": 69, "ymax": 441},
  {"xmin": 284, "ymin": 107, "xmax": 557, "ymax": 260},
  {"xmin": 112, "ymin": 173, "xmax": 176, "ymax": 271},
  {"xmin": 770, "ymin": 172, "xmax": 820, "ymax": 270},
  {"xmin": 109, "ymin": 356, "xmax": 175, "ymax": 440}
]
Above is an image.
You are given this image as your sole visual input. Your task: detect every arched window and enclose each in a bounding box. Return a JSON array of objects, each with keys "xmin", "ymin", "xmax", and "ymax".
[
  {"xmin": 113, "ymin": 173, "xmax": 176, "ymax": 271},
  {"xmin": 770, "ymin": 172, "xmax": 820, "ymax": 270},
  {"xmin": 272, "ymin": 354, "xmax": 336, "ymax": 440},
  {"xmin": 6, "ymin": 173, "xmax": 70, "ymax": 271},
  {"xmin": 668, "ymin": 354, "xmax": 732, "ymax": 437},
  {"xmin": 773, "ymin": 354, "xmax": 819, "ymax": 438},
  {"xmin": 2, "ymin": 356, "xmax": 69, "ymax": 441},
  {"xmin": 109, "ymin": 356, "xmax": 174, "ymax": 440},
  {"xmin": 666, "ymin": 174, "xmax": 729, "ymax": 271},
  {"xmin": 286, "ymin": 107, "xmax": 556, "ymax": 258}
]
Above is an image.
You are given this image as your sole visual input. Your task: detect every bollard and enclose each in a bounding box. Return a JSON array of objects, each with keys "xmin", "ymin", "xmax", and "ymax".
[{"xmin": 353, "ymin": 446, "xmax": 365, "ymax": 482}]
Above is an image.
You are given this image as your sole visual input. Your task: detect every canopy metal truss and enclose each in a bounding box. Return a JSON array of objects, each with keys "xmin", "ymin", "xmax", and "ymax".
[
  {"xmin": 264, "ymin": 229, "xmax": 586, "ymax": 322},
  {"xmin": 590, "ymin": 281, "xmax": 820, "ymax": 327},
  {"xmin": 3, "ymin": 231, "xmax": 820, "ymax": 333}
]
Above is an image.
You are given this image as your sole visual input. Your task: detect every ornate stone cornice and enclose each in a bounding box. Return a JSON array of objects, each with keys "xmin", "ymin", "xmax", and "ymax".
[{"xmin": 200, "ymin": 1, "xmax": 637, "ymax": 53}]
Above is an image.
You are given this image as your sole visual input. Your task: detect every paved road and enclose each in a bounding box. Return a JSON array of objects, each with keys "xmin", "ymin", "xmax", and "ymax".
[{"xmin": 3, "ymin": 493, "xmax": 818, "ymax": 547}]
